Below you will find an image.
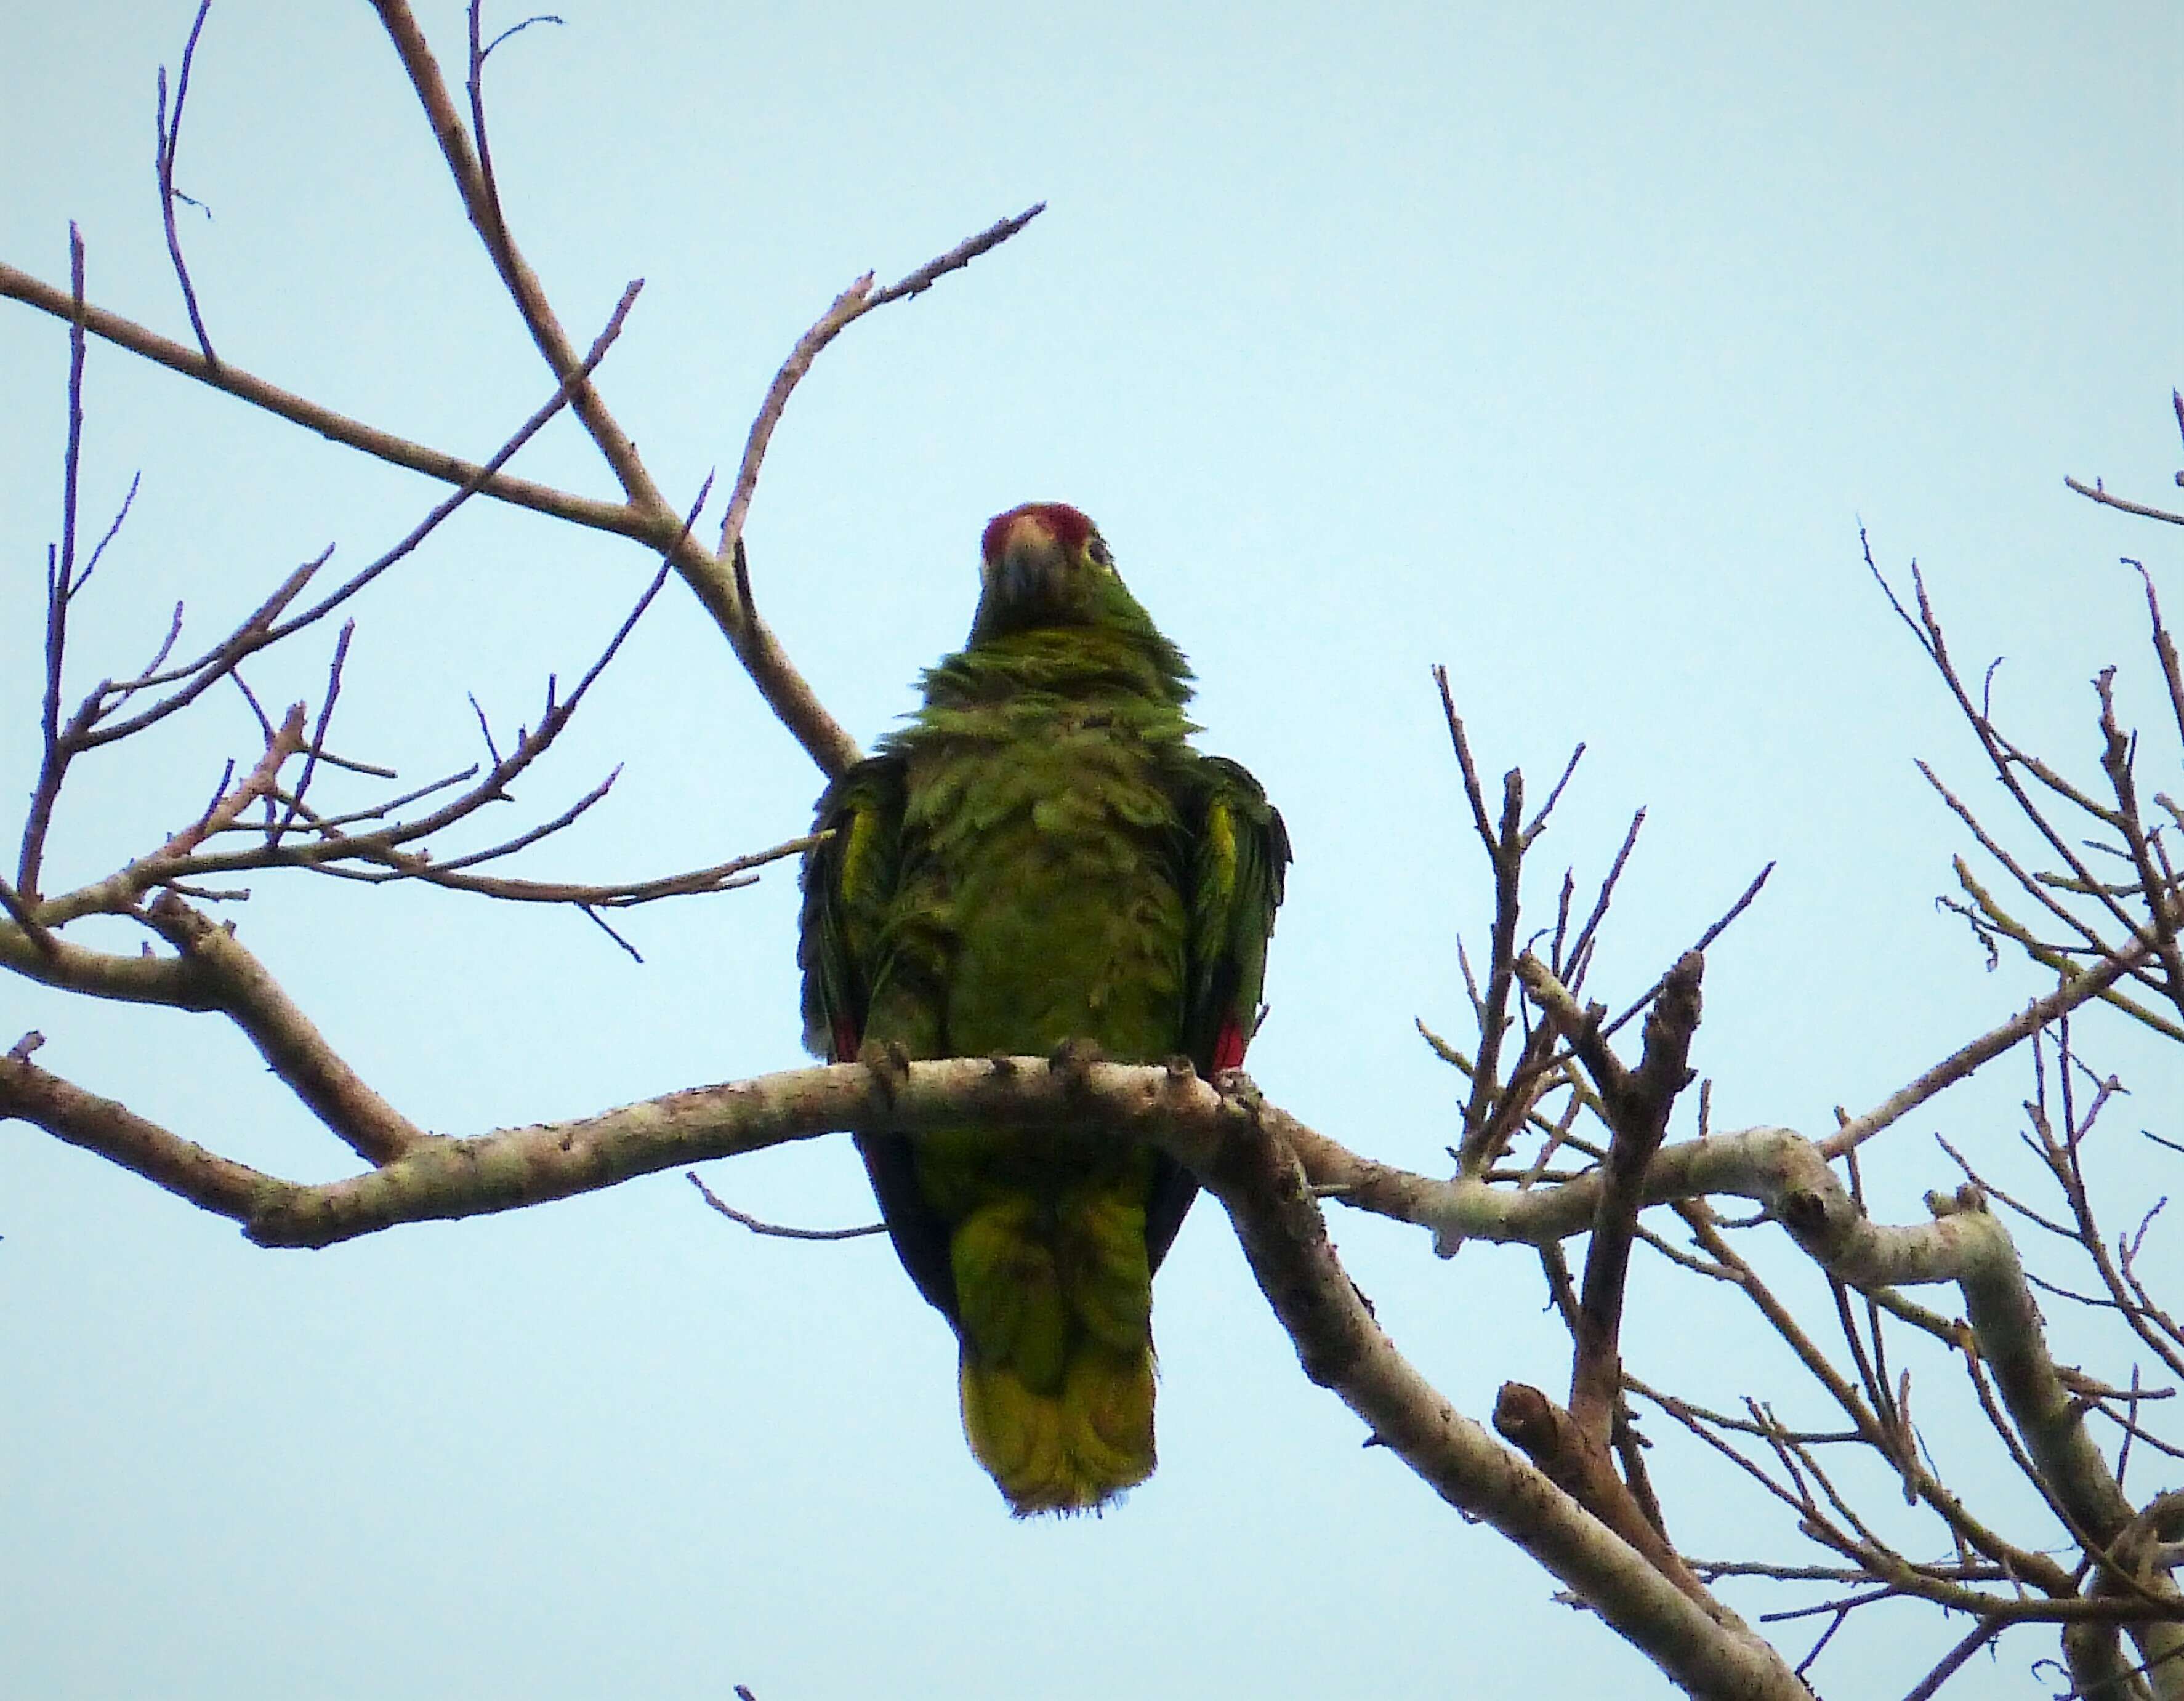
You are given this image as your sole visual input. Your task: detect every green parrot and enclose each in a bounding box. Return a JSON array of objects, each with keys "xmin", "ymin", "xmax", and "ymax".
[{"xmin": 798, "ymin": 502, "xmax": 1289, "ymax": 1516}]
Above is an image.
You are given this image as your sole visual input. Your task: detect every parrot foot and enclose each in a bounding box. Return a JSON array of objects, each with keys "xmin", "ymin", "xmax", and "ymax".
[
  {"xmin": 857, "ymin": 1037, "xmax": 912, "ymax": 1103},
  {"xmin": 1161, "ymin": 1055, "xmax": 1196, "ymax": 1085},
  {"xmin": 1046, "ymin": 1036, "xmax": 1105, "ymax": 1087},
  {"xmin": 1211, "ymin": 1067, "xmax": 1262, "ymax": 1112}
]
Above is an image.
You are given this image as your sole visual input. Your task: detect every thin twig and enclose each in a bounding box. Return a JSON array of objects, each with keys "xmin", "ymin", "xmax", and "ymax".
[
  {"xmin": 716, "ymin": 201, "xmax": 1046, "ymax": 563},
  {"xmin": 59, "ymin": 279, "xmax": 639, "ymax": 790},
  {"xmin": 1898, "ymin": 1615, "xmax": 2004, "ymax": 1701},
  {"xmin": 686, "ymin": 1171, "xmax": 884, "ymax": 1241},
  {"xmin": 0, "ymin": 256, "xmax": 634, "ymax": 534},
  {"xmin": 1826, "ymin": 952, "xmax": 2151, "ymax": 1157},
  {"xmin": 2065, "ymin": 475, "xmax": 2184, "ymax": 528},
  {"xmin": 70, "ymin": 470, "xmax": 140, "ymax": 598},
  {"xmin": 273, "ymin": 621, "xmax": 355, "ymax": 841},
  {"xmin": 1601, "ymin": 862, "xmax": 1774, "ymax": 1040},
  {"xmin": 18, "ymin": 225, "xmax": 91, "ymax": 901},
  {"xmin": 155, "ymin": 0, "xmax": 218, "ymax": 366}
]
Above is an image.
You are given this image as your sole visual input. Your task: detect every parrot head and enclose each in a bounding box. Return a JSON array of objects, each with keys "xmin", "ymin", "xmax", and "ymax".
[
  {"xmin": 961, "ymin": 501, "xmax": 1191, "ymax": 699},
  {"xmin": 972, "ymin": 502, "xmax": 1128, "ymax": 637}
]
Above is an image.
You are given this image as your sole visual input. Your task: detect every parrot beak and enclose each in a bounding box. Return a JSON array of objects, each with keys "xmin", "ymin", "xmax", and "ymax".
[{"xmin": 986, "ymin": 515, "xmax": 1070, "ymax": 609}]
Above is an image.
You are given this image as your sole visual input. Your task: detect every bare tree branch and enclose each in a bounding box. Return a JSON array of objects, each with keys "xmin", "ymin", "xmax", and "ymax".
[
  {"xmin": 154, "ymin": 0, "xmax": 218, "ymax": 366},
  {"xmin": 0, "ymin": 258, "xmax": 633, "ymax": 532},
  {"xmin": 686, "ymin": 1171, "xmax": 883, "ymax": 1241},
  {"xmin": 717, "ymin": 201, "xmax": 1046, "ymax": 567}
]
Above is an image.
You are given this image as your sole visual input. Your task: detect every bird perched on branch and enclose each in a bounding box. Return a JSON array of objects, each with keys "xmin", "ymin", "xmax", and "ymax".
[{"xmin": 799, "ymin": 502, "xmax": 1287, "ymax": 1514}]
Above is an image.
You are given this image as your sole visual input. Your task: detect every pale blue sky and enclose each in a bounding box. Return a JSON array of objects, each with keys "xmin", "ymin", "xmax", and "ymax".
[{"xmin": 3, "ymin": 2, "xmax": 2181, "ymax": 1695}]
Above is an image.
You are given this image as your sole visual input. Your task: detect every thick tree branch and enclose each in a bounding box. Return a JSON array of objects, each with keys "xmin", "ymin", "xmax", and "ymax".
[
  {"xmin": 1195, "ymin": 1089, "xmax": 1799, "ymax": 1697},
  {"xmin": 1491, "ymin": 1381, "xmax": 1715, "ymax": 1609},
  {"xmin": 137, "ymin": 894, "xmax": 424, "ymax": 1164},
  {"xmin": 6, "ymin": 1029, "xmax": 2162, "ymax": 1682},
  {"xmin": 1488, "ymin": 952, "xmax": 1716, "ymax": 1606},
  {"xmin": 1315, "ymin": 1110, "xmax": 2183, "ymax": 1648},
  {"xmin": 1530, "ymin": 951, "xmax": 1705, "ymax": 1436},
  {"xmin": 0, "ymin": 1047, "xmax": 279, "ymax": 1218}
]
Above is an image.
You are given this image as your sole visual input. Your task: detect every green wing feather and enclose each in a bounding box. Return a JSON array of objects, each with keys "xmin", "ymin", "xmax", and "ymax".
[
  {"xmin": 1185, "ymin": 754, "xmax": 1291, "ymax": 1068},
  {"xmin": 1143, "ymin": 754, "xmax": 1289, "ymax": 1265},
  {"xmin": 798, "ymin": 754, "xmax": 906, "ymax": 1061},
  {"xmin": 800, "ymin": 755, "xmax": 968, "ymax": 1317}
]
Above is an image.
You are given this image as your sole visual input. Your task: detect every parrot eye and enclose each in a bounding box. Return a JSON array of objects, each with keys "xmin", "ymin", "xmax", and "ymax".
[{"xmin": 1086, "ymin": 535, "xmax": 1114, "ymax": 570}]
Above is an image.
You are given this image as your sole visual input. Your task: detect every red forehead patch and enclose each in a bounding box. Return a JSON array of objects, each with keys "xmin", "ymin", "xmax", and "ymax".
[{"xmin": 981, "ymin": 502, "xmax": 1095, "ymax": 562}]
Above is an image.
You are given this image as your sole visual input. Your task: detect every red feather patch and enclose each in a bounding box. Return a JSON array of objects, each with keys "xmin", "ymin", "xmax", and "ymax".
[
  {"xmin": 832, "ymin": 1018, "xmax": 860, "ymax": 1064},
  {"xmin": 1211, "ymin": 1017, "xmax": 1247, "ymax": 1074},
  {"xmin": 981, "ymin": 501, "xmax": 1095, "ymax": 564}
]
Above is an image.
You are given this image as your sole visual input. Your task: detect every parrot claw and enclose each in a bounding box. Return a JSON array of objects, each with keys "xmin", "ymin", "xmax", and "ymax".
[
  {"xmin": 1162, "ymin": 1055, "xmax": 1196, "ymax": 1085},
  {"xmin": 1047, "ymin": 1037, "xmax": 1105, "ymax": 1085},
  {"xmin": 858, "ymin": 1037, "xmax": 912, "ymax": 1103},
  {"xmin": 1211, "ymin": 1066, "xmax": 1261, "ymax": 1108}
]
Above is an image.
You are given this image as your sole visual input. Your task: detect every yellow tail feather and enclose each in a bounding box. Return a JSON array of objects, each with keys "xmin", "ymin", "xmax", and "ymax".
[
  {"xmin": 959, "ymin": 1344, "xmax": 1156, "ymax": 1516},
  {"xmin": 948, "ymin": 1190, "xmax": 1159, "ymax": 1514}
]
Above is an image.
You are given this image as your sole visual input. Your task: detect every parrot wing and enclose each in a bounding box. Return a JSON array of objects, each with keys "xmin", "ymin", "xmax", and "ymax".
[
  {"xmin": 799, "ymin": 754, "xmax": 960, "ymax": 1317},
  {"xmin": 1147, "ymin": 752, "xmax": 1292, "ymax": 1269},
  {"xmin": 798, "ymin": 754, "xmax": 906, "ymax": 1062}
]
